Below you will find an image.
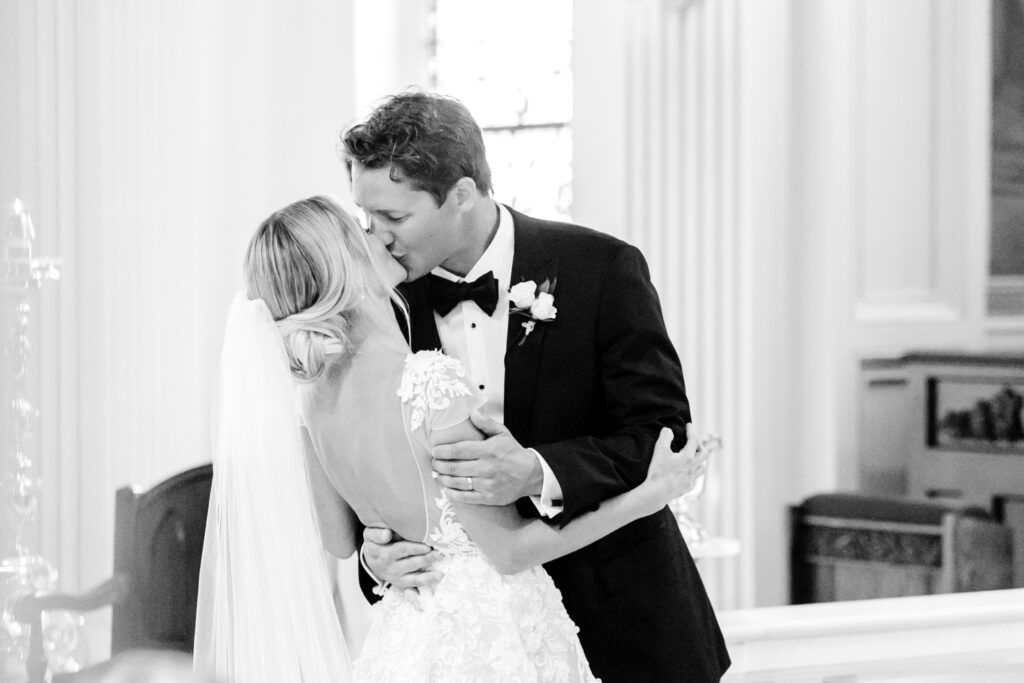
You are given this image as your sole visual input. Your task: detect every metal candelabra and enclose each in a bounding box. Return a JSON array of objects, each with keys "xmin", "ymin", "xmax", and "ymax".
[{"xmin": 1, "ymin": 199, "xmax": 80, "ymax": 676}]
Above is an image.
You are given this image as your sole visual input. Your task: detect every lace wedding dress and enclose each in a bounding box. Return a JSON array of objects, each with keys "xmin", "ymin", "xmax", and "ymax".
[{"xmin": 298, "ymin": 318, "xmax": 598, "ymax": 682}]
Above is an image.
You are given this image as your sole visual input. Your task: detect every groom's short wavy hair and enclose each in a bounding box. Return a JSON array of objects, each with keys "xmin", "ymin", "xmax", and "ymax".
[{"xmin": 341, "ymin": 91, "xmax": 492, "ymax": 207}]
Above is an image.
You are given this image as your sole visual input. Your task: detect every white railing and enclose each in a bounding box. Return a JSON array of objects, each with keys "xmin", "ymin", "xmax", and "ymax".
[{"xmin": 719, "ymin": 589, "xmax": 1024, "ymax": 682}]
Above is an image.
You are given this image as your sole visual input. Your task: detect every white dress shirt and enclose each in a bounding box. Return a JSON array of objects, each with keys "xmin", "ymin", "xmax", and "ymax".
[{"xmin": 430, "ymin": 203, "xmax": 563, "ymax": 517}]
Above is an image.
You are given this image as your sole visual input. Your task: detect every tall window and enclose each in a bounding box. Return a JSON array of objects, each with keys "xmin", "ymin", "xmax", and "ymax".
[{"xmin": 429, "ymin": 0, "xmax": 574, "ymax": 221}]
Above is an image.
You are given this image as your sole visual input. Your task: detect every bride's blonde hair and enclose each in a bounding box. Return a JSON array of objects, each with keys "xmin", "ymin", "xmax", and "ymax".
[{"xmin": 244, "ymin": 195, "xmax": 406, "ymax": 380}]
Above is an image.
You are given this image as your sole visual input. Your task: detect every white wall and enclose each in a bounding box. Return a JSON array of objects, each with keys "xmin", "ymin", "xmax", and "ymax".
[{"xmin": 2, "ymin": 0, "xmax": 360, "ymax": 661}]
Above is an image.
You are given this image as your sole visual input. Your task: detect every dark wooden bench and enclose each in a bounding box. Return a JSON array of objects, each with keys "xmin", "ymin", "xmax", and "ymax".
[{"xmin": 790, "ymin": 492, "xmax": 1013, "ymax": 603}]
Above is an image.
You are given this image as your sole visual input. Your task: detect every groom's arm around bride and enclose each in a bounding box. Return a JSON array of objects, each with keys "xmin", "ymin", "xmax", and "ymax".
[{"xmin": 371, "ymin": 212, "xmax": 731, "ymax": 682}]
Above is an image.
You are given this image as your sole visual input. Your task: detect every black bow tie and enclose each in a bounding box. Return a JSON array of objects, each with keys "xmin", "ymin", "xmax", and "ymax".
[{"xmin": 425, "ymin": 271, "xmax": 500, "ymax": 316}]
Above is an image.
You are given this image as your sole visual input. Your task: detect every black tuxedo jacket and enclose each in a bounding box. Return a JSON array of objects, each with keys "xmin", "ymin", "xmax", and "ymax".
[{"xmin": 369, "ymin": 207, "xmax": 730, "ymax": 681}]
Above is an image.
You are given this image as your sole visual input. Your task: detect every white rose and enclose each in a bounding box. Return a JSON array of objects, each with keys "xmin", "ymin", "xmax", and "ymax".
[
  {"xmin": 530, "ymin": 292, "xmax": 557, "ymax": 321},
  {"xmin": 509, "ymin": 281, "xmax": 537, "ymax": 308}
]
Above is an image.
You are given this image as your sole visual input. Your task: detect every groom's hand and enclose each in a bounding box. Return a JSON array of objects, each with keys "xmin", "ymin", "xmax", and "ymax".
[
  {"xmin": 362, "ymin": 527, "xmax": 443, "ymax": 592},
  {"xmin": 431, "ymin": 411, "xmax": 543, "ymax": 506}
]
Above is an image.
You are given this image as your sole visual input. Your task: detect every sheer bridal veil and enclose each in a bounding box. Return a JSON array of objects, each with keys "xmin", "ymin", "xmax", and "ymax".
[{"xmin": 194, "ymin": 292, "xmax": 352, "ymax": 682}]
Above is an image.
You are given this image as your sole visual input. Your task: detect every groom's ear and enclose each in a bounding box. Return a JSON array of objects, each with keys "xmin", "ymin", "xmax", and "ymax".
[{"xmin": 449, "ymin": 177, "xmax": 479, "ymax": 213}]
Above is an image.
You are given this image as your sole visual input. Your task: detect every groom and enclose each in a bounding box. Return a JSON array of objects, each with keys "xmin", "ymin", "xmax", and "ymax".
[{"xmin": 342, "ymin": 92, "xmax": 729, "ymax": 682}]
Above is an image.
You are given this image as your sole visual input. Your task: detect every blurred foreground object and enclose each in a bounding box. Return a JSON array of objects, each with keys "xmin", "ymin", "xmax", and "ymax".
[
  {"xmin": 12, "ymin": 465, "xmax": 212, "ymax": 683},
  {"xmin": 670, "ymin": 433, "xmax": 740, "ymax": 559},
  {"xmin": 1, "ymin": 199, "xmax": 78, "ymax": 676}
]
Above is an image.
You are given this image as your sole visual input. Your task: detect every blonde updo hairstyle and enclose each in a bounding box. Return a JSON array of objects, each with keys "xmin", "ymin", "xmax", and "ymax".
[{"xmin": 244, "ymin": 195, "xmax": 405, "ymax": 380}]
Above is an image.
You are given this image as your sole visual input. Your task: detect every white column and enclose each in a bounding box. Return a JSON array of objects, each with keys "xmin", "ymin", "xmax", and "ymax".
[
  {"xmin": 623, "ymin": 0, "xmax": 752, "ymax": 611},
  {"xmin": 577, "ymin": 0, "xmax": 775, "ymax": 610},
  {"xmin": 352, "ymin": 0, "xmax": 433, "ymax": 113}
]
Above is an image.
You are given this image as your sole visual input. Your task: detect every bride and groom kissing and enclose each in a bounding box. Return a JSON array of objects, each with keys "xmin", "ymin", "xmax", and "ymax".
[{"xmin": 194, "ymin": 91, "xmax": 730, "ymax": 682}]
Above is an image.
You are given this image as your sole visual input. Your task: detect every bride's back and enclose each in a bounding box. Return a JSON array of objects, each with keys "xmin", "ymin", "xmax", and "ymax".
[{"xmin": 298, "ymin": 330, "xmax": 443, "ymax": 545}]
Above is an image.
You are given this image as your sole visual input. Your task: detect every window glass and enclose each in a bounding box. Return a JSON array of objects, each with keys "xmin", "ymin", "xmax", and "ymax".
[{"xmin": 430, "ymin": 0, "xmax": 574, "ymax": 221}]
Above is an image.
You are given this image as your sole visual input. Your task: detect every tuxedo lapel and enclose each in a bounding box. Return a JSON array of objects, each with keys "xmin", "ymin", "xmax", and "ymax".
[
  {"xmin": 504, "ymin": 211, "xmax": 558, "ymax": 442},
  {"xmin": 397, "ymin": 280, "xmax": 442, "ymax": 352}
]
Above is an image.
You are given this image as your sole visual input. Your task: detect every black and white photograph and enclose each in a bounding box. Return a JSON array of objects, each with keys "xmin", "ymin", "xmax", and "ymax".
[{"xmin": 2, "ymin": 1, "xmax": 1024, "ymax": 682}]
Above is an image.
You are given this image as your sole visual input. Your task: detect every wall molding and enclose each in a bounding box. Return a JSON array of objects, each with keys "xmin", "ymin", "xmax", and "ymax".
[
  {"xmin": 850, "ymin": 0, "xmax": 978, "ymax": 324},
  {"xmin": 854, "ymin": 301, "xmax": 964, "ymax": 325},
  {"xmin": 988, "ymin": 276, "xmax": 1024, "ymax": 317}
]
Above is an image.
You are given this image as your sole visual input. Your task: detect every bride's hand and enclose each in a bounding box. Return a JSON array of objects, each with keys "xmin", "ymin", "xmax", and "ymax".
[{"xmin": 638, "ymin": 424, "xmax": 707, "ymax": 514}]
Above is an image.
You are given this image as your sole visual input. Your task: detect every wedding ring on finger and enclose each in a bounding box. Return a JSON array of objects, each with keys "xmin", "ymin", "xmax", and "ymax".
[{"xmin": 467, "ymin": 476, "xmax": 474, "ymax": 491}]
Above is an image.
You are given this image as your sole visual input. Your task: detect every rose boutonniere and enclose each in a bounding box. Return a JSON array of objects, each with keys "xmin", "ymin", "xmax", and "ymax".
[{"xmin": 508, "ymin": 278, "xmax": 557, "ymax": 346}]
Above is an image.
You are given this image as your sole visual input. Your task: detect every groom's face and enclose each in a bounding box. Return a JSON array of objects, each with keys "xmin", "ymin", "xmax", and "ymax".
[{"xmin": 351, "ymin": 164, "xmax": 461, "ymax": 283}]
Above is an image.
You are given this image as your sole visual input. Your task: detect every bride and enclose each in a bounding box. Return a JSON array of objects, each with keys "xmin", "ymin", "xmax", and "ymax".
[{"xmin": 193, "ymin": 195, "xmax": 706, "ymax": 682}]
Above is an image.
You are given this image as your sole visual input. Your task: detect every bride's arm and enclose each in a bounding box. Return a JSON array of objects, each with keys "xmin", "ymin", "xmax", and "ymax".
[
  {"xmin": 429, "ymin": 420, "xmax": 700, "ymax": 575},
  {"xmin": 303, "ymin": 428, "xmax": 360, "ymax": 559}
]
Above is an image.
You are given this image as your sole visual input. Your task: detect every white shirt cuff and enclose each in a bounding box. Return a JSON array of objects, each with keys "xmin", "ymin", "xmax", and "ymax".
[
  {"xmin": 359, "ymin": 542, "xmax": 389, "ymax": 596},
  {"xmin": 528, "ymin": 448, "xmax": 564, "ymax": 518}
]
